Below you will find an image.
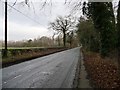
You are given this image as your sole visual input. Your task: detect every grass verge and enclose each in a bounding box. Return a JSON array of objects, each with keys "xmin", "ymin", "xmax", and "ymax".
[{"xmin": 2, "ymin": 48, "xmax": 69, "ymax": 68}]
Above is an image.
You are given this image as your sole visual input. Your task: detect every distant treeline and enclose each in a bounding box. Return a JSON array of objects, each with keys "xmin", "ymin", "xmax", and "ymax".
[{"xmin": 1, "ymin": 35, "xmax": 78, "ymax": 48}]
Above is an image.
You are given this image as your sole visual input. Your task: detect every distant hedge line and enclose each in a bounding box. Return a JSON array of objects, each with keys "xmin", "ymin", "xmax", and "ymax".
[{"xmin": 1, "ymin": 47, "xmax": 66, "ymax": 57}]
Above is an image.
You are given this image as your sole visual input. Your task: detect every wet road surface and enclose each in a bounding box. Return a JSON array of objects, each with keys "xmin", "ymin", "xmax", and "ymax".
[{"xmin": 1, "ymin": 47, "xmax": 80, "ymax": 88}]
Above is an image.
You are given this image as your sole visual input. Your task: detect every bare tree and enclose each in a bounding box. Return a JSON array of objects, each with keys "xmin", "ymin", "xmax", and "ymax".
[{"xmin": 49, "ymin": 16, "xmax": 76, "ymax": 47}]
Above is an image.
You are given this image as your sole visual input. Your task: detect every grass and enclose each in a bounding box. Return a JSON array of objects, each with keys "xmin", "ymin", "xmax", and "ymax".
[
  {"xmin": 2, "ymin": 52, "xmax": 41, "ymax": 63},
  {"xmin": 1, "ymin": 46, "xmax": 64, "ymax": 49},
  {"xmin": 0, "ymin": 47, "xmax": 46, "ymax": 50},
  {"xmin": 1, "ymin": 47, "xmax": 68, "ymax": 68}
]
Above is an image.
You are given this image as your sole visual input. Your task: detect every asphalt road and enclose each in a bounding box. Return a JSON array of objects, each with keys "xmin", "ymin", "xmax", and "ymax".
[{"xmin": 1, "ymin": 47, "xmax": 80, "ymax": 88}]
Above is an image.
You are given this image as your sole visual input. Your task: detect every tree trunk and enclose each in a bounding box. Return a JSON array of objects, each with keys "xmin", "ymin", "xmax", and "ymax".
[{"xmin": 63, "ymin": 30, "xmax": 66, "ymax": 47}]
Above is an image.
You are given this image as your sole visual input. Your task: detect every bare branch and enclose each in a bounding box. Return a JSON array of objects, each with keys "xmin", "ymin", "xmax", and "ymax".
[
  {"xmin": 12, "ymin": 0, "xmax": 17, "ymax": 7},
  {"xmin": 49, "ymin": 15, "xmax": 76, "ymax": 33},
  {"xmin": 40, "ymin": 0, "xmax": 47, "ymax": 10}
]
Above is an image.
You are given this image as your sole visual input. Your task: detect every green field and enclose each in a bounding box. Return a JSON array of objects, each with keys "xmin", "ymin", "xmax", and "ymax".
[
  {"xmin": 0, "ymin": 47, "xmax": 45, "ymax": 50},
  {"xmin": 0, "ymin": 46, "xmax": 64, "ymax": 50}
]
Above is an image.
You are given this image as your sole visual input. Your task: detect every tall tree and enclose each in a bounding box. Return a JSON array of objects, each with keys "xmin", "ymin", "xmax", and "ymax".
[
  {"xmin": 117, "ymin": 1, "xmax": 120, "ymax": 75},
  {"xmin": 83, "ymin": 2, "xmax": 116, "ymax": 57},
  {"xmin": 49, "ymin": 16, "xmax": 75, "ymax": 47}
]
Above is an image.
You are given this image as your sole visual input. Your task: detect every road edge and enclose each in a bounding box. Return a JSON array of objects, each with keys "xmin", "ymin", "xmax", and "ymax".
[
  {"xmin": 72, "ymin": 48, "xmax": 93, "ymax": 88},
  {"xmin": 72, "ymin": 48, "xmax": 81, "ymax": 88}
]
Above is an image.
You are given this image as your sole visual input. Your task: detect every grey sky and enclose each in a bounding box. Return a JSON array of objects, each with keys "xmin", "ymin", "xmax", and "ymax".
[
  {"xmin": 0, "ymin": 0, "xmax": 118, "ymax": 41},
  {"xmin": 0, "ymin": 0, "xmax": 73, "ymax": 41}
]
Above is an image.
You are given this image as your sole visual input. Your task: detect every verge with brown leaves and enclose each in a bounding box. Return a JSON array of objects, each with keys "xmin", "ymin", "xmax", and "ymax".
[{"xmin": 84, "ymin": 51, "xmax": 120, "ymax": 88}]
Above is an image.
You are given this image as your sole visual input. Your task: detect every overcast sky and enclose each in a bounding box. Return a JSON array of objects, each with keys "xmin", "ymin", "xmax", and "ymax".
[
  {"xmin": 0, "ymin": 0, "xmax": 75, "ymax": 41},
  {"xmin": 0, "ymin": 0, "xmax": 118, "ymax": 41}
]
